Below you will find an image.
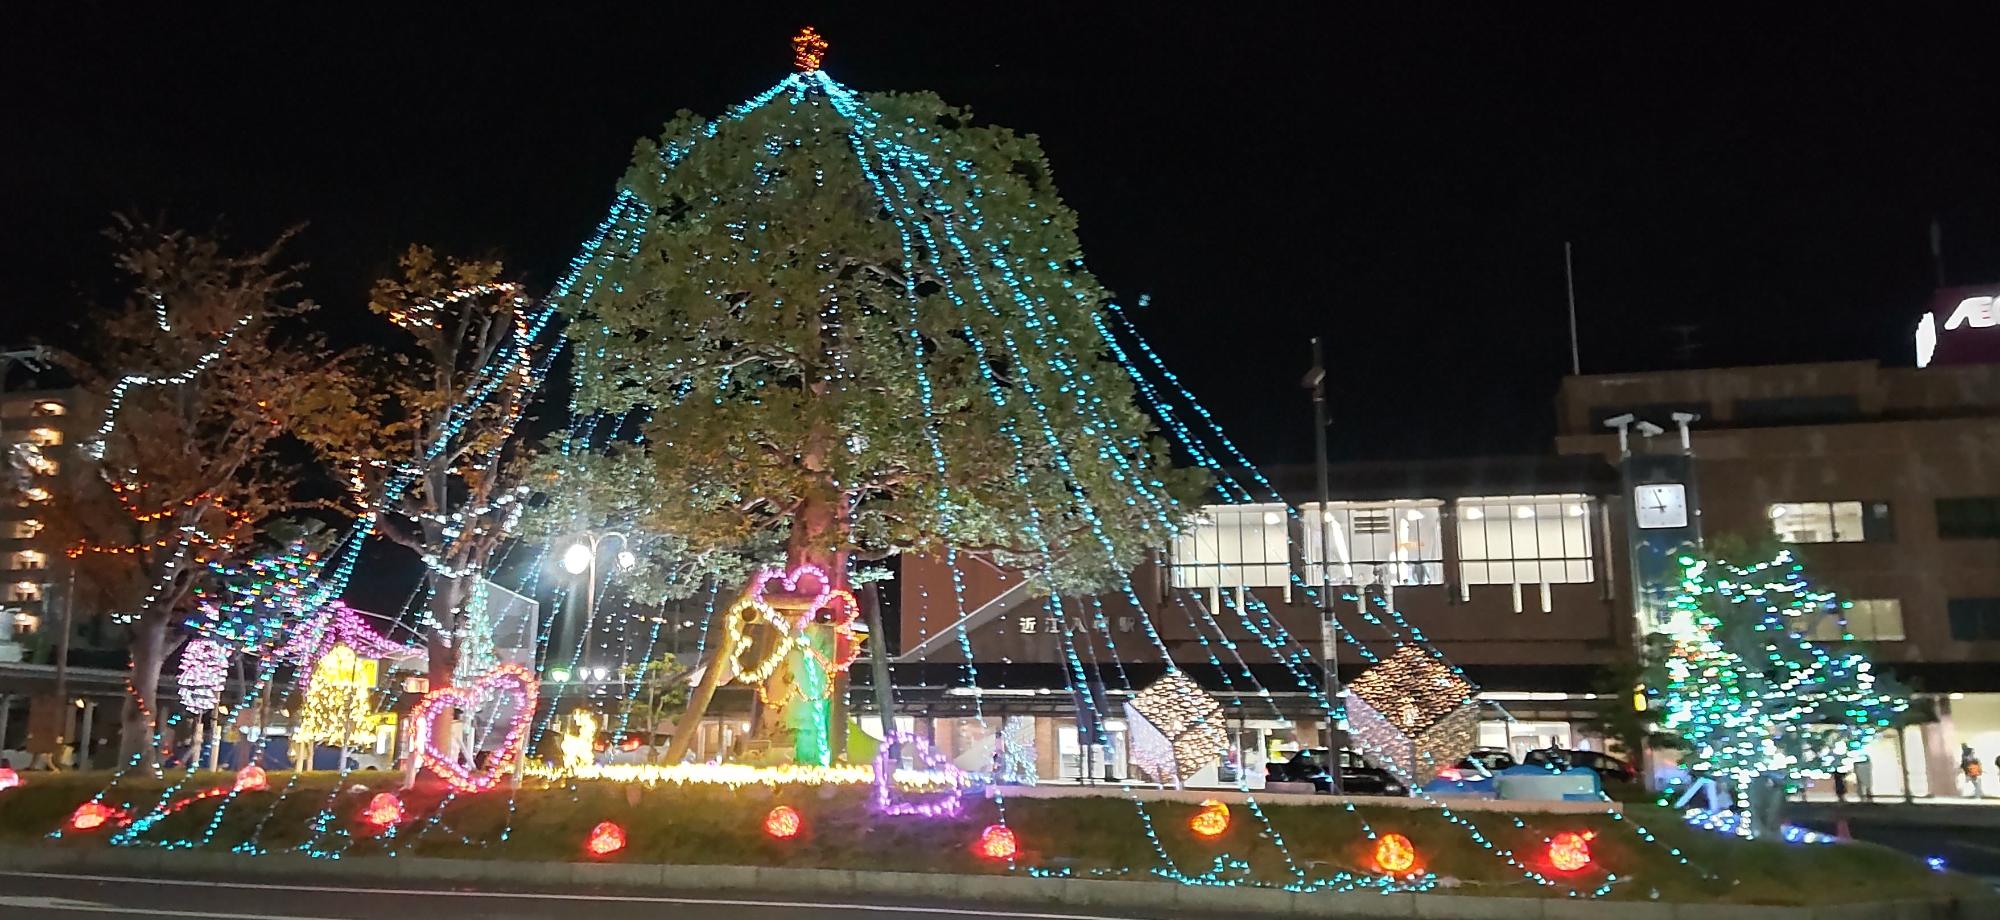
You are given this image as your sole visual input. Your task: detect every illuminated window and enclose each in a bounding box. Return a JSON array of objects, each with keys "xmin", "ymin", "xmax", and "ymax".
[
  {"xmin": 5, "ymin": 519, "xmax": 41, "ymax": 539},
  {"xmin": 33, "ymin": 402, "xmax": 65, "ymax": 417},
  {"xmin": 1769, "ymin": 501, "xmax": 1891, "ymax": 543},
  {"xmin": 21, "ymin": 487, "xmax": 50, "ymax": 503},
  {"xmin": 1301, "ymin": 500, "xmax": 1444, "ymax": 586},
  {"xmin": 7, "ymin": 581, "xmax": 41, "ymax": 602},
  {"xmin": 1805, "ymin": 599, "xmax": 1905, "ymax": 642},
  {"xmin": 1457, "ymin": 495, "xmax": 1595, "ymax": 585},
  {"xmin": 26, "ymin": 428, "xmax": 61, "ymax": 446},
  {"xmin": 9, "ymin": 550, "xmax": 44, "ymax": 571},
  {"xmin": 1170, "ymin": 503, "xmax": 1292, "ymax": 588}
]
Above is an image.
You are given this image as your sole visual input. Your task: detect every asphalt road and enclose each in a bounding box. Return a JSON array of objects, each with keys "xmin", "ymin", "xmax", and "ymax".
[{"xmin": 0, "ymin": 871, "xmax": 1183, "ymax": 920}]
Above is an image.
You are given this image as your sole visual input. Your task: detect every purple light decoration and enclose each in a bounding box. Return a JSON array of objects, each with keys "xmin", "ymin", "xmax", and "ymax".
[
  {"xmin": 873, "ymin": 729, "xmax": 969, "ymax": 817},
  {"xmin": 282, "ymin": 602, "xmax": 423, "ymax": 693}
]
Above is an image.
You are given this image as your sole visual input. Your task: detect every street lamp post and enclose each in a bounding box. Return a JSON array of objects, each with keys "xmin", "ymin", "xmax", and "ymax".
[
  {"xmin": 554, "ymin": 531, "xmax": 633, "ymax": 687},
  {"xmin": 1303, "ymin": 338, "xmax": 1345, "ymax": 794}
]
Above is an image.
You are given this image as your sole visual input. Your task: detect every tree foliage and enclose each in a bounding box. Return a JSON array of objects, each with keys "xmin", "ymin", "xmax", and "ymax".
[
  {"xmin": 563, "ymin": 89, "xmax": 1203, "ymax": 592},
  {"xmin": 19, "ymin": 219, "xmax": 340, "ymax": 762},
  {"xmin": 297, "ymin": 246, "xmax": 545, "ymax": 684},
  {"xmin": 1644, "ymin": 541, "xmax": 1908, "ymax": 834}
]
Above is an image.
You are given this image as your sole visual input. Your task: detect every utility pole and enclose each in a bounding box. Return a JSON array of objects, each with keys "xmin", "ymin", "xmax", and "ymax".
[{"xmin": 1303, "ymin": 338, "xmax": 1344, "ymax": 794}]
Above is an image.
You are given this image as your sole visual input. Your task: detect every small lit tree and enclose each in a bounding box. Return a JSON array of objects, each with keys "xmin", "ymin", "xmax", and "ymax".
[{"xmin": 1645, "ymin": 544, "xmax": 1909, "ymax": 836}]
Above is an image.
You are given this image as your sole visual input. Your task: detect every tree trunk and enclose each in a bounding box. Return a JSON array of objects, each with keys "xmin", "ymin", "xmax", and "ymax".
[
  {"xmin": 426, "ymin": 576, "xmax": 467, "ymax": 690},
  {"xmin": 663, "ymin": 587, "xmax": 742, "ymax": 765},
  {"xmin": 120, "ymin": 614, "xmax": 172, "ymax": 769},
  {"xmin": 1749, "ymin": 775, "xmax": 1787, "ymax": 839}
]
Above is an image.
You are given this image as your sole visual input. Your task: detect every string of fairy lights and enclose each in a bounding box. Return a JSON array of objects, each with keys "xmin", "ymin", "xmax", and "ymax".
[{"xmin": 42, "ymin": 32, "xmax": 1729, "ymax": 898}]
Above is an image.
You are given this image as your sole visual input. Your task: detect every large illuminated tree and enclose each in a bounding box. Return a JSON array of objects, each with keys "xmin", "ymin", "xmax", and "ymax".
[
  {"xmin": 1646, "ymin": 545, "xmax": 1909, "ymax": 837},
  {"xmin": 22, "ymin": 221, "xmax": 339, "ymax": 765},
  {"xmin": 562, "ymin": 36, "xmax": 1202, "ymax": 761}
]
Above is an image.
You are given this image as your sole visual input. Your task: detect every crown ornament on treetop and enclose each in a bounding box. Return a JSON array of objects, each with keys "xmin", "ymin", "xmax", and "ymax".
[{"xmin": 793, "ymin": 26, "xmax": 828, "ymax": 72}]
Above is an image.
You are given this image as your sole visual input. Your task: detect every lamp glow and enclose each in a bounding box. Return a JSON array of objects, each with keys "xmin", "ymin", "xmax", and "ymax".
[{"xmin": 561, "ymin": 542, "xmax": 592, "ymax": 575}]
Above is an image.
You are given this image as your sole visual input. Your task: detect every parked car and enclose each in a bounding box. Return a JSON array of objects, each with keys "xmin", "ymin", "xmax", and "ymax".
[
  {"xmin": 1265, "ymin": 749, "xmax": 1408, "ymax": 796},
  {"xmin": 1424, "ymin": 748, "xmax": 1516, "ymax": 796},
  {"xmin": 1523, "ymin": 748, "xmax": 1636, "ymax": 784}
]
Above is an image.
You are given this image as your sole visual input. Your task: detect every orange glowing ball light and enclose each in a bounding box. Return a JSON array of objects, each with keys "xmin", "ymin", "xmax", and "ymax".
[
  {"xmin": 1374, "ymin": 833, "xmax": 1418, "ymax": 874},
  {"xmin": 363, "ymin": 792, "xmax": 404, "ymax": 829},
  {"xmin": 0, "ymin": 767, "xmax": 20, "ymax": 791},
  {"xmin": 586, "ymin": 821, "xmax": 627, "ymax": 857},
  {"xmin": 70, "ymin": 801, "xmax": 123, "ymax": 831},
  {"xmin": 974, "ymin": 824, "xmax": 1018, "ymax": 861},
  {"xmin": 764, "ymin": 805, "xmax": 802, "ymax": 839},
  {"xmin": 1189, "ymin": 799, "xmax": 1231, "ymax": 838},
  {"xmin": 1548, "ymin": 831, "xmax": 1595, "ymax": 872},
  {"xmin": 233, "ymin": 764, "xmax": 269, "ymax": 792}
]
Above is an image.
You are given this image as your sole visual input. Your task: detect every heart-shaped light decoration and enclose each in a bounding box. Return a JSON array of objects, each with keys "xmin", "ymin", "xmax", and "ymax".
[
  {"xmin": 408, "ymin": 662, "xmax": 539, "ymax": 794},
  {"xmin": 724, "ymin": 564, "xmax": 864, "ymax": 685},
  {"xmin": 872, "ymin": 729, "xmax": 969, "ymax": 817}
]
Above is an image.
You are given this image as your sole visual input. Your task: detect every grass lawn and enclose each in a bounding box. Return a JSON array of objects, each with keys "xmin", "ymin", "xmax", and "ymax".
[{"xmin": 0, "ymin": 771, "xmax": 1982, "ymax": 906}]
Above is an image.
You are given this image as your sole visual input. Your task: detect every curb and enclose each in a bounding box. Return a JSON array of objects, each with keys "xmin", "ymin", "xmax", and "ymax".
[{"xmin": 0, "ymin": 845, "xmax": 1992, "ymax": 919}]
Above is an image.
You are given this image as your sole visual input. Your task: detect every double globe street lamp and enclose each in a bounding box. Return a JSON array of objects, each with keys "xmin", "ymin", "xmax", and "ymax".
[{"xmin": 550, "ymin": 531, "xmax": 634, "ymax": 686}]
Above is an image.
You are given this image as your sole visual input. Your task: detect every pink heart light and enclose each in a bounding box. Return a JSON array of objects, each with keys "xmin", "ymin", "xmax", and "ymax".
[{"xmin": 408, "ymin": 662, "xmax": 539, "ymax": 794}]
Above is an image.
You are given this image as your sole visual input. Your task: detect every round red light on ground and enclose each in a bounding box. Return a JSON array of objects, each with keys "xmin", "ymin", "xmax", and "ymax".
[
  {"xmin": 363, "ymin": 792, "xmax": 404, "ymax": 829},
  {"xmin": 764, "ymin": 805, "xmax": 802, "ymax": 839},
  {"xmin": 1548, "ymin": 831, "xmax": 1594, "ymax": 871},
  {"xmin": 234, "ymin": 764, "xmax": 269, "ymax": 792},
  {"xmin": 974, "ymin": 824, "xmax": 1018, "ymax": 860},
  {"xmin": 70, "ymin": 801, "xmax": 120, "ymax": 831},
  {"xmin": 1374, "ymin": 833, "xmax": 1417, "ymax": 873},
  {"xmin": 586, "ymin": 820, "xmax": 626, "ymax": 856},
  {"xmin": 0, "ymin": 767, "xmax": 21, "ymax": 791},
  {"xmin": 1189, "ymin": 799, "xmax": 1230, "ymax": 838}
]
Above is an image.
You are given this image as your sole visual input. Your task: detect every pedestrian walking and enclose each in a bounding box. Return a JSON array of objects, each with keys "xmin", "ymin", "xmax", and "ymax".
[
  {"xmin": 1832, "ymin": 770, "xmax": 1848, "ymax": 803},
  {"xmin": 1961, "ymin": 744, "xmax": 1985, "ymax": 798}
]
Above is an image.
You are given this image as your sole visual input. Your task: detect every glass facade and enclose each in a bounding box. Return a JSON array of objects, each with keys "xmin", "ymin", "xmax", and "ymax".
[
  {"xmin": 1456, "ymin": 494, "xmax": 1595, "ymax": 585},
  {"xmin": 1301, "ymin": 500, "xmax": 1445, "ymax": 586}
]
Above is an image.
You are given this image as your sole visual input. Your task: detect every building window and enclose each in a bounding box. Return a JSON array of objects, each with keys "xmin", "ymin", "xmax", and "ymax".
[
  {"xmin": 1948, "ymin": 598, "xmax": 2000, "ymax": 641},
  {"xmin": 1456, "ymin": 495, "xmax": 1595, "ymax": 585},
  {"xmin": 1936, "ymin": 497, "xmax": 2000, "ymax": 539},
  {"xmin": 33, "ymin": 402, "xmax": 65, "ymax": 417},
  {"xmin": 1171, "ymin": 503, "xmax": 1292, "ymax": 589},
  {"xmin": 25, "ymin": 428, "xmax": 61, "ymax": 446},
  {"xmin": 10, "ymin": 610, "xmax": 38, "ymax": 636},
  {"xmin": 8, "ymin": 550, "xmax": 44, "ymax": 571},
  {"xmin": 4, "ymin": 519, "xmax": 41, "ymax": 539},
  {"xmin": 7, "ymin": 581, "xmax": 40, "ymax": 602},
  {"xmin": 1301, "ymin": 500, "xmax": 1444, "ymax": 586},
  {"xmin": 1805, "ymin": 599, "xmax": 1905, "ymax": 642},
  {"xmin": 1769, "ymin": 501, "xmax": 1893, "ymax": 543}
]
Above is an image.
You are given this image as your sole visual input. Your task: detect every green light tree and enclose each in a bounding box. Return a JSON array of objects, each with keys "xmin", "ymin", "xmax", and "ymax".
[
  {"xmin": 561, "ymin": 52, "xmax": 1202, "ymax": 763},
  {"xmin": 1644, "ymin": 544, "xmax": 1909, "ymax": 837}
]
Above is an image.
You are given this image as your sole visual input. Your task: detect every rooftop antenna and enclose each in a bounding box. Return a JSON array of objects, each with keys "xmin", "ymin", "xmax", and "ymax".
[
  {"xmin": 1565, "ymin": 242, "xmax": 1582, "ymax": 376},
  {"xmin": 1930, "ymin": 216, "xmax": 1947, "ymax": 288}
]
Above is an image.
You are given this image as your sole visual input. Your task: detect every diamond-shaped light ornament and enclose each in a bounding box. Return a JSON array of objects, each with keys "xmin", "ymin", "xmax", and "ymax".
[
  {"xmin": 1126, "ymin": 671, "xmax": 1229, "ymax": 784},
  {"xmin": 1344, "ymin": 646, "xmax": 1479, "ymax": 784}
]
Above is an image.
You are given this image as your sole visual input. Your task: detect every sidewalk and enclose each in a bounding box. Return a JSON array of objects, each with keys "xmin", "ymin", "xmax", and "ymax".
[{"xmin": 1794, "ymin": 790, "xmax": 2000, "ymax": 806}]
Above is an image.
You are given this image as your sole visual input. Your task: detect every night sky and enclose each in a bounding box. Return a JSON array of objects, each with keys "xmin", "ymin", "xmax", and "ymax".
[{"xmin": 8, "ymin": 5, "xmax": 2000, "ymax": 464}]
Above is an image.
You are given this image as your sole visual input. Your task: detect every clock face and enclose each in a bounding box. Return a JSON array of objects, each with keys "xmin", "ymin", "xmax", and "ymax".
[{"xmin": 1634, "ymin": 482, "xmax": 1689, "ymax": 529}]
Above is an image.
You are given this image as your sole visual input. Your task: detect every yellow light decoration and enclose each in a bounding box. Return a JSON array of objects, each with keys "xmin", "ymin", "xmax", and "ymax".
[
  {"xmin": 296, "ymin": 643, "xmax": 382, "ymax": 747},
  {"xmin": 1128, "ymin": 671, "xmax": 1230, "ymax": 783},
  {"xmin": 559, "ymin": 710, "xmax": 599, "ymax": 772},
  {"xmin": 792, "ymin": 26, "xmax": 828, "ymax": 72},
  {"xmin": 1345, "ymin": 646, "xmax": 1480, "ymax": 784}
]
